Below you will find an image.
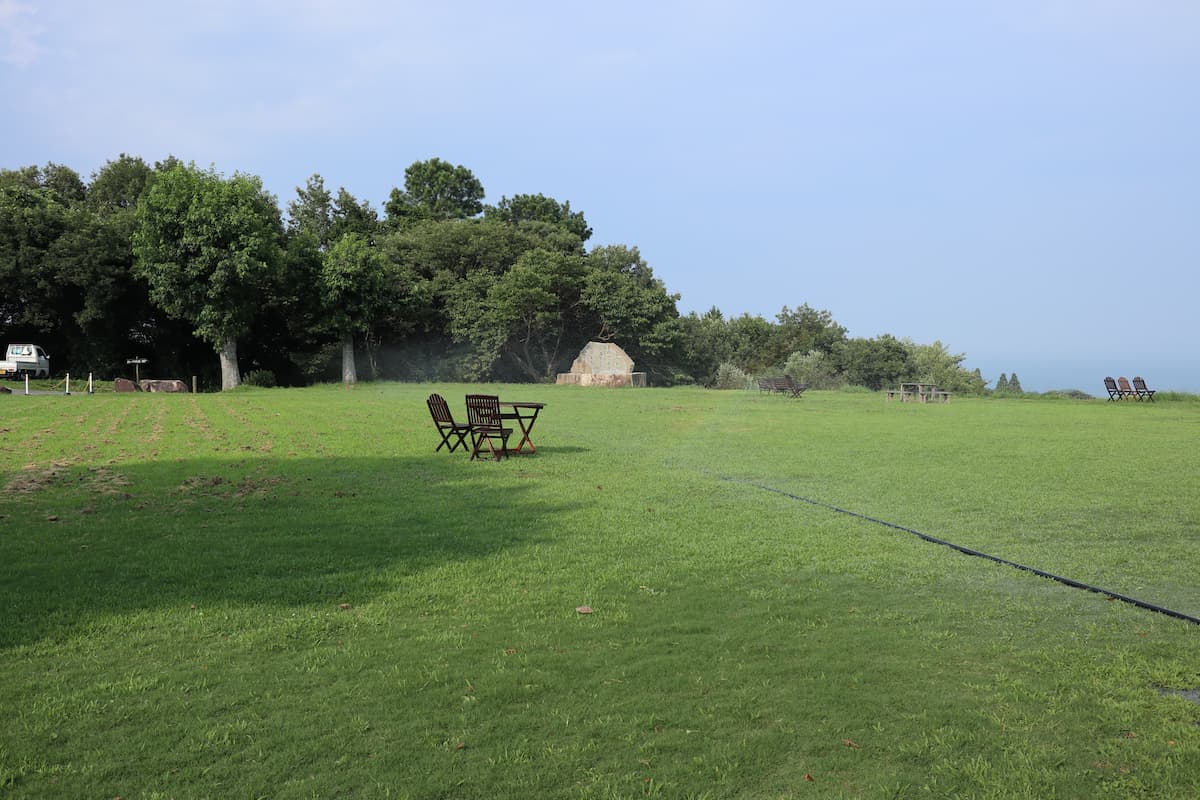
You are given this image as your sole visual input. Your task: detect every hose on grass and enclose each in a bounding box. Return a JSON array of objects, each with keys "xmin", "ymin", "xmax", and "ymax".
[{"xmin": 723, "ymin": 476, "xmax": 1200, "ymax": 627}]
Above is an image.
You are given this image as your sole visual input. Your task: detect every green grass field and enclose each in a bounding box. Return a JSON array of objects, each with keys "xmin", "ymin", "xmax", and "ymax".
[{"xmin": 2, "ymin": 384, "xmax": 1199, "ymax": 799}]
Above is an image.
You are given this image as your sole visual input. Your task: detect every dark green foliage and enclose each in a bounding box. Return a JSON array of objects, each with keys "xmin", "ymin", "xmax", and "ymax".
[
  {"xmin": 909, "ymin": 340, "xmax": 988, "ymax": 394},
  {"xmin": 133, "ymin": 162, "xmax": 285, "ymax": 388},
  {"xmin": 769, "ymin": 304, "xmax": 847, "ymax": 365},
  {"xmin": 384, "ymin": 158, "xmax": 484, "ymax": 225},
  {"xmin": 840, "ymin": 334, "xmax": 915, "ymax": 390},
  {"xmin": 1041, "ymin": 388, "xmax": 1093, "ymax": 400},
  {"xmin": 0, "ymin": 160, "xmax": 200, "ymax": 378},
  {"xmin": 87, "ymin": 154, "xmax": 154, "ymax": 214},
  {"xmin": 3, "ymin": 153, "xmax": 993, "ymax": 390},
  {"xmin": 485, "ymin": 193, "xmax": 592, "ymax": 244},
  {"xmin": 993, "ymin": 372, "xmax": 1025, "ymax": 396},
  {"xmin": 241, "ymin": 368, "xmax": 277, "ymax": 387}
]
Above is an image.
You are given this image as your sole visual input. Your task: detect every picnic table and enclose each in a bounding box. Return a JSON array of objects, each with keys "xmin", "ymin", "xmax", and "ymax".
[
  {"xmin": 500, "ymin": 401, "xmax": 545, "ymax": 454},
  {"xmin": 885, "ymin": 383, "xmax": 951, "ymax": 403}
]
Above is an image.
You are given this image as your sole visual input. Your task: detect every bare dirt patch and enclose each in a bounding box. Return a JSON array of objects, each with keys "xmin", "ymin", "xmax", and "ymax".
[
  {"xmin": 84, "ymin": 467, "xmax": 131, "ymax": 495},
  {"xmin": 177, "ymin": 475, "xmax": 283, "ymax": 498},
  {"xmin": 3, "ymin": 462, "xmax": 132, "ymax": 497},
  {"xmin": 4, "ymin": 461, "xmax": 73, "ymax": 494}
]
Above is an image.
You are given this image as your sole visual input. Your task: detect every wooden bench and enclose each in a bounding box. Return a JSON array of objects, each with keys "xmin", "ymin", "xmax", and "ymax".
[
  {"xmin": 886, "ymin": 383, "xmax": 950, "ymax": 403},
  {"xmin": 758, "ymin": 376, "xmax": 807, "ymax": 397}
]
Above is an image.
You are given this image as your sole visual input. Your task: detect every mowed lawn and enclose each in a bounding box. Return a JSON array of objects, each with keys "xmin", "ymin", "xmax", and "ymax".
[{"xmin": 2, "ymin": 384, "xmax": 1199, "ymax": 799}]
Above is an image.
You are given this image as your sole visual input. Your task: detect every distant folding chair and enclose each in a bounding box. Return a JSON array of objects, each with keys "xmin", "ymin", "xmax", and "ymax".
[
  {"xmin": 426, "ymin": 393, "xmax": 472, "ymax": 453},
  {"xmin": 1133, "ymin": 376, "xmax": 1156, "ymax": 402},
  {"xmin": 1117, "ymin": 376, "xmax": 1139, "ymax": 401},
  {"xmin": 1103, "ymin": 377, "xmax": 1121, "ymax": 402},
  {"xmin": 465, "ymin": 394, "xmax": 512, "ymax": 461}
]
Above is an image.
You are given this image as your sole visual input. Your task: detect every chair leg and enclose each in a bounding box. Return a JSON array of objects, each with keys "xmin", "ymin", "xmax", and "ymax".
[
  {"xmin": 488, "ymin": 432, "xmax": 508, "ymax": 461},
  {"xmin": 470, "ymin": 430, "xmax": 506, "ymax": 461}
]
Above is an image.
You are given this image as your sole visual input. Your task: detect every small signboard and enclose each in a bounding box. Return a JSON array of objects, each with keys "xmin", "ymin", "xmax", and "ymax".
[{"xmin": 126, "ymin": 357, "xmax": 148, "ymax": 382}]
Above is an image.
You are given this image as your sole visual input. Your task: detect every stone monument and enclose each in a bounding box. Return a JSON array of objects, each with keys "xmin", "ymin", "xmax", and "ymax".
[
  {"xmin": 139, "ymin": 379, "xmax": 189, "ymax": 392},
  {"xmin": 556, "ymin": 341, "xmax": 647, "ymax": 387}
]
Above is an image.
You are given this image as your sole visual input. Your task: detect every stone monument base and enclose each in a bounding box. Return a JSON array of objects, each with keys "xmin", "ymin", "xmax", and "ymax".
[{"xmin": 556, "ymin": 372, "xmax": 646, "ymax": 387}]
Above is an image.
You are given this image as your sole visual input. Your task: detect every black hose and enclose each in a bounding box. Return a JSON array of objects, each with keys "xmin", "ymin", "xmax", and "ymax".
[{"xmin": 724, "ymin": 477, "xmax": 1200, "ymax": 627}]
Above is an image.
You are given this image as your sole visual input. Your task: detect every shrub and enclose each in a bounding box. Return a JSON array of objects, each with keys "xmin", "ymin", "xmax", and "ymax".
[
  {"xmin": 712, "ymin": 362, "xmax": 753, "ymax": 390},
  {"xmin": 242, "ymin": 369, "xmax": 277, "ymax": 388},
  {"xmin": 783, "ymin": 349, "xmax": 844, "ymax": 390},
  {"xmin": 1041, "ymin": 389, "xmax": 1093, "ymax": 400}
]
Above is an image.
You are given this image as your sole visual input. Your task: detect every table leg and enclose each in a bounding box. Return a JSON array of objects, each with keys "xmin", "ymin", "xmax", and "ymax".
[{"xmin": 512, "ymin": 409, "xmax": 538, "ymax": 453}]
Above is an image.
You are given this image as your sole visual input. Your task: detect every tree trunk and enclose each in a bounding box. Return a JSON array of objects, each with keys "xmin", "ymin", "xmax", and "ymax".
[
  {"xmin": 219, "ymin": 337, "xmax": 241, "ymax": 390},
  {"xmin": 341, "ymin": 332, "xmax": 357, "ymax": 385},
  {"xmin": 365, "ymin": 330, "xmax": 380, "ymax": 380}
]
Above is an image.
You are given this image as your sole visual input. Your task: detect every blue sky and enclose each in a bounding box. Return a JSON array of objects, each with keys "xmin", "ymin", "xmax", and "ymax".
[{"xmin": 3, "ymin": 1, "xmax": 1198, "ymax": 392}]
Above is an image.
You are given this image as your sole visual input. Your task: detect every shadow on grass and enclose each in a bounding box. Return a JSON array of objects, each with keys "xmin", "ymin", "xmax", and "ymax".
[
  {"xmin": 0, "ymin": 454, "xmax": 575, "ymax": 649},
  {"xmin": 513, "ymin": 444, "xmax": 589, "ymax": 455}
]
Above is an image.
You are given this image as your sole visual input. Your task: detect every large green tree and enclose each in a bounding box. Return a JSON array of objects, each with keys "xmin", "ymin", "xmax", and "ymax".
[
  {"xmin": 377, "ymin": 217, "xmax": 551, "ymax": 379},
  {"xmin": 675, "ymin": 308, "xmax": 733, "ymax": 386},
  {"xmin": 447, "ymin": 248, "xmax": 587, "ymax": 380},
  {"xmin": 385, "ymin": 158, "xmax": 484, "ymax": 226},
  {"xmin": 770, "ymin": 304, "xmax": 847, "ymax": 367},
  {"xmin": 0, "ymin": 171, "xmax": 73, "ymax": 334},
  {"xmin": 0, "ymin": 158, "xmax": 209, "ymax": 380},
  {"xmin": 133, "ymin": 163, "xmax": 284, "ymax": 389},
  {"xmin": 485, "ymin": 193, "xmax": 592, "ymax": 246},
  {"xmin": 579, "ymin": 244, "xmax": 680, "ymax": 373},
  {"xmin": 319, "ymin": 233, "xmax": 394, "ymax": 384},
  {"xmin": 909, "ymin": 339, "xmax": 987, "ymax": 394},
  {"xmin": 840, "ymin": 334, "xmax": 914, "ymax": 390},
  {"xmin": 0, "ymin": 164, "xmax": 106, "ymax": 368}
]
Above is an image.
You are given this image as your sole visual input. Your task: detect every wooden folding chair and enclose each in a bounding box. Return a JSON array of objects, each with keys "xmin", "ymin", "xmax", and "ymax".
[
  {"xmin": 1133, "ymin": 376, "xmax": 1156, "ymax": 402},
  {"xmin": 465, "ymin": 394, "xmax": 512, "ymax": 461},
  {"xmin": 1117, "ymin": 377, "xmax": 1138, "ymax": 401},
  {"xmin": 426, "ymin": 393, "xmax": 471, "ymax": 453},
  {"xmin": 1103, "ymin": 377, "xmax": 1121, "ymax": 402}
]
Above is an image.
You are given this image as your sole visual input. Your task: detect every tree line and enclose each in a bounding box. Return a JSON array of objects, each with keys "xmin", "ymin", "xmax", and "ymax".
[{"xmin": 1, "ymin": 155, "xmax": 987, "ymax": 393}]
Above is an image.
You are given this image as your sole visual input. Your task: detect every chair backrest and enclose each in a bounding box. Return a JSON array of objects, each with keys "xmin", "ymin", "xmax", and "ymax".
[
  {"xmin": 427, "ymin": 393, "xmax": 455, "ymax": 426},
  {"xmin": 1104, "ymin": 377, "xmax": 1118, "ymax": 390},
  {"xmin": 465, "ymin": 394, "xmax": 502, "ymax": 427},
  {"xmin": 1133, "ymin": 376, "xmax": 1147, "ymax": 389},
  {"xmin": 1118, "ymin": 376, "xmax": 1134, "ymax": 392}
]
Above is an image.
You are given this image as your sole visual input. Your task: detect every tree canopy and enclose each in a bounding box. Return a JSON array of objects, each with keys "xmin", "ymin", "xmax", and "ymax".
[
  {"xmin": 132, "ymin": 163, "xmax": 284, "ymax": 389},
  {"xmin": 385, "ymin": 158, "xmax": 484, "ymax": 226},
  {"xmin": 1, "ymin": 154, "xmax": 994, "ymax": 393}
]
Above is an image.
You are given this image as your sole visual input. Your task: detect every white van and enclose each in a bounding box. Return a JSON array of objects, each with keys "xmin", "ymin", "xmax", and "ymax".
[{"xmin": 0, "ymin": 344, "xmax": 51, "ymax": 378}]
